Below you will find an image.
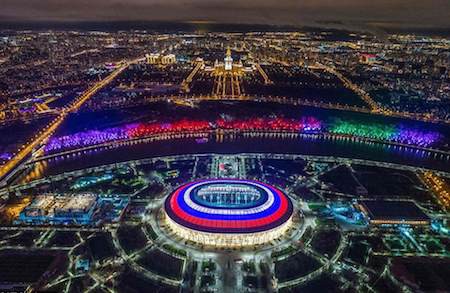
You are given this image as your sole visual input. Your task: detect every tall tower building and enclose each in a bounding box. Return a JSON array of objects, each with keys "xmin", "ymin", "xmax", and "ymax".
[{"xmin": 224, "ymin": 47, "xmax": 233, "ymax": 71}]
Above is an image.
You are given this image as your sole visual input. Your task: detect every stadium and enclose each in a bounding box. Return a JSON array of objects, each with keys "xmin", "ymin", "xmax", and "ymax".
[{"xmin": 164, "ymin": 179, "xmax": 294, "ymax": 247}]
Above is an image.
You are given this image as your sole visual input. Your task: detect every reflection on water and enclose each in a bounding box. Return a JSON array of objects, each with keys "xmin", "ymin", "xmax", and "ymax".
[{"xmin": 31, "ymin": 136, "xmax": 450, "ymax": 180}]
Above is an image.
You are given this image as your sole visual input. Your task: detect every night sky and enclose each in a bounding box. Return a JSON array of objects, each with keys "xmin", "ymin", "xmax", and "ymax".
[{"xmin": 1, "ymin": 0, "xmax": 449, "ymax": 28}]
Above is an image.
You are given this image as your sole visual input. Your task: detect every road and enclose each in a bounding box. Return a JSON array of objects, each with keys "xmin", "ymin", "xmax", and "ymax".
[{"xmin": 0, "ymin": 59, "xmax": 135, "ymax": 185}]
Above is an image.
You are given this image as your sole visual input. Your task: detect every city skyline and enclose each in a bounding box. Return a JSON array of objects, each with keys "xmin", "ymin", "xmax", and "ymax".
[{"xmin": 0, "ymin": 2, "xmax": 449, "ymax": 292}]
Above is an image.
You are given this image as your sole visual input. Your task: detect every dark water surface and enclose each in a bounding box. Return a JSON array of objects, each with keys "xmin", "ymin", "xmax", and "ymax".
[{"xmin": 39, "ymin": 136, "xmax": 450, "ymax": 177}]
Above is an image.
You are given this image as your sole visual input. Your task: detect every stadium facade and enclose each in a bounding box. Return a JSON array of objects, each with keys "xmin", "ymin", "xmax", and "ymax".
[{"xmin": 164, "ymin": 179, "xmax": 294, "ymax": 247}]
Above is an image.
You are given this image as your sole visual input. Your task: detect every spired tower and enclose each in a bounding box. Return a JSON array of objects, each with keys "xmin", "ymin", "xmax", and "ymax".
[
  {"xmin": 224, "ymin": 47, "xmax": 233, "ymax": 71},
  {"xmin": 212, "ymin": 46, "xmax": 243, "ymax": 97}
]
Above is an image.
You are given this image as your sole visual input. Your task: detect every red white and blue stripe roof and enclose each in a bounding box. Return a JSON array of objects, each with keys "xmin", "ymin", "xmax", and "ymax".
[{"xmin": 164, "ymin": 179, "xmax": 293, "ymax": 234}]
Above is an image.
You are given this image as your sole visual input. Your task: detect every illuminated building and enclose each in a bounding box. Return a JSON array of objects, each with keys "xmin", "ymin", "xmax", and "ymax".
[
  {"xmin": 161, "ymin": 54, "xmax": 176, "ymax": 65},
  {"xmin": 18, "ymin": 194, "xmax": 97, "ymax": 225},
  {"xmin": 146, "ymin": 53, "xmax": 160, "ymax": 64},
  {"xmin": 359, "ymin": 53, "xmax": 377, "ymax": 64},
  {"xmin": 16, "ymin": 193, "xmax": 129, "ymax": 225},
  {"xmin": 146, "ymin": 53, "xmax": 176, "ymax": 65},
  {"xmin": 224, "ymin": 47, "xmax": 233, "ymax": 71},
  {"xmin": 164, "ymin": 179, "xmax": 294, "ymax": 247}
]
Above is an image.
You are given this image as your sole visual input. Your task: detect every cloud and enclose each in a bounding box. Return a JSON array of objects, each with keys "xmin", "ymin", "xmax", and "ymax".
[{"xmin": 0, "ymin": 0, "xmax": 449, "ymax": 28}]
